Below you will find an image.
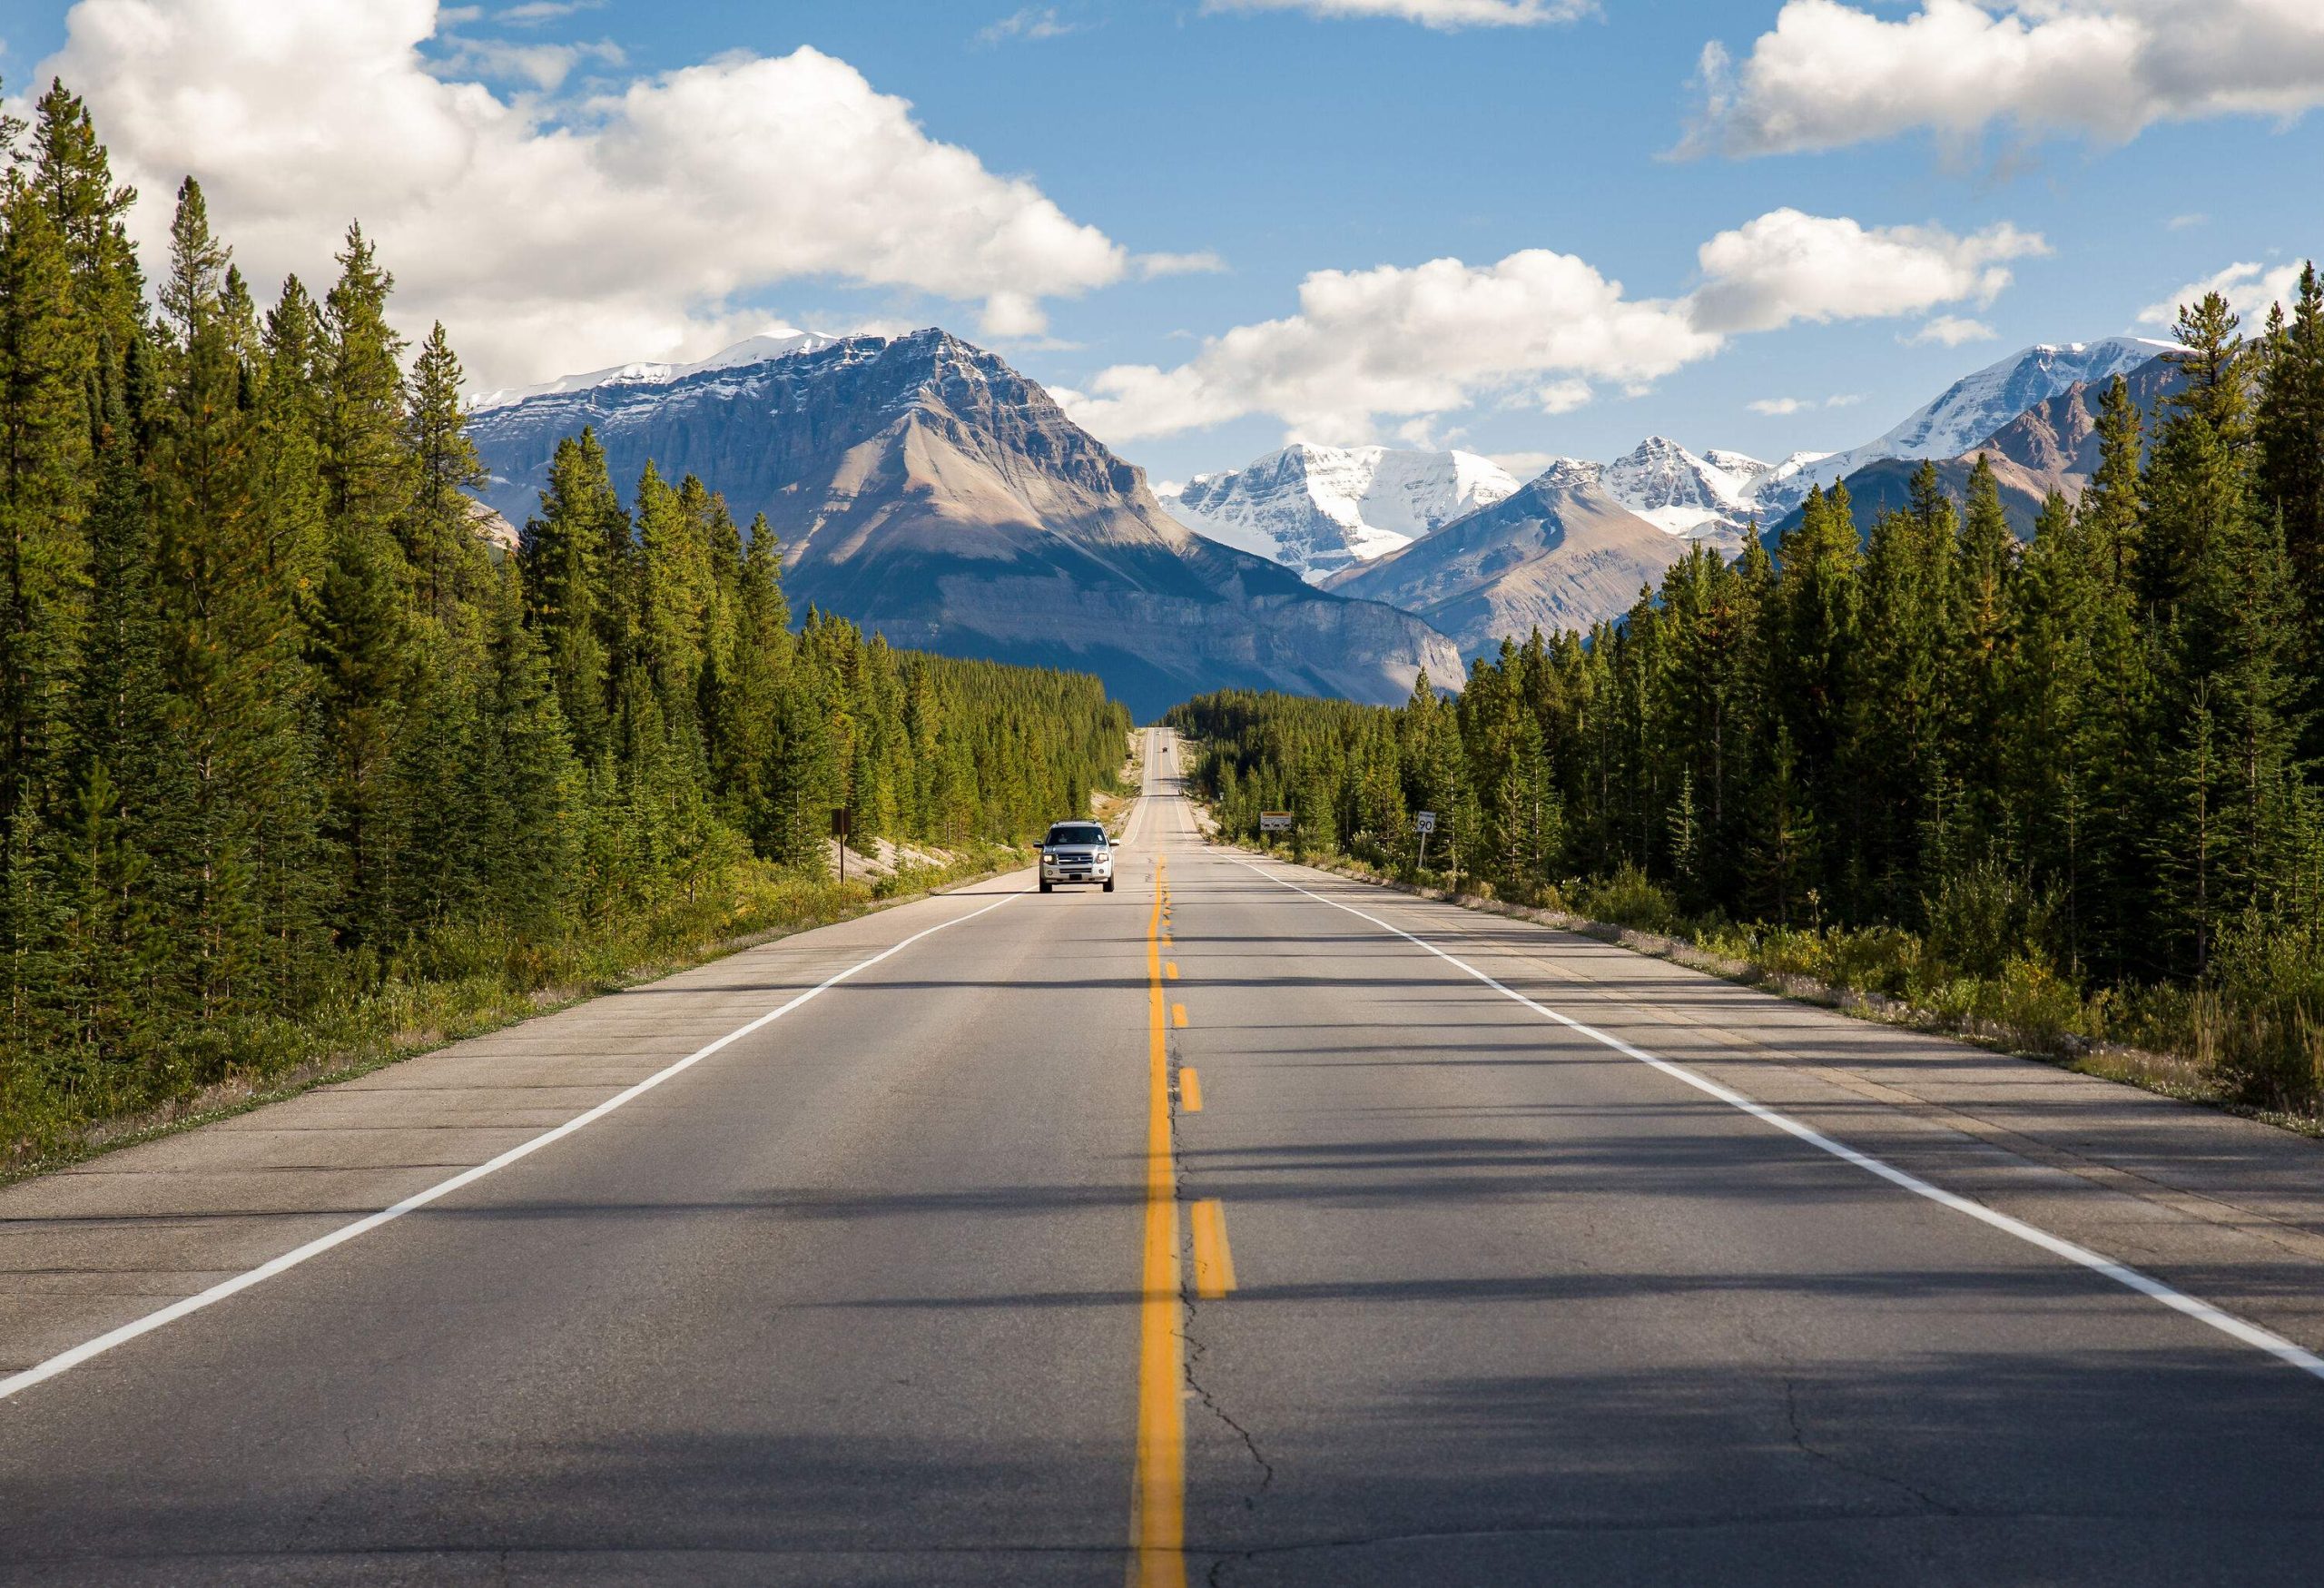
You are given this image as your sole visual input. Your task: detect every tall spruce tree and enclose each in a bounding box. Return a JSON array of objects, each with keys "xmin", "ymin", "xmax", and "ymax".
[
  {"xmin": 0, "ymin": 181, "xmax": 92, "ymax": 1033},
  {"xmin": 2257, "ymin": 265, "xmax": 2324, "ymax": 616}
]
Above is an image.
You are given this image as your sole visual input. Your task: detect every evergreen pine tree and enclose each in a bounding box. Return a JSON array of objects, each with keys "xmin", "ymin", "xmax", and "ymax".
[
  {"xmin": 403, "ymin": 321, "xmax": 488, "ymax": 618},
  {"xmin": 2256, "ymin": 264, "xmax": 2324, "ymax": 617},
  {"xmin": 521, "ymin": 430, "xmax": 621, "ymax": 762},
  {"xmin": 151, "ymin": 178, "xmax": 324, "ymax": 1016},
  {"xmin": 0, "ymin": 181, "xmax": 92, "ymax": 1035}
]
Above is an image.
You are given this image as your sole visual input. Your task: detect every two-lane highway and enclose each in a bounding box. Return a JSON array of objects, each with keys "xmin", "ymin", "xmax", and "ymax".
[{"xmin": 5, "ymin": 727, "xmax": 2324, "ymax": 1583}]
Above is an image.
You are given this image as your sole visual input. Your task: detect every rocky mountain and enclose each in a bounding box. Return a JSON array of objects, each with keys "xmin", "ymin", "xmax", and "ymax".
[
  {"xmin": 1466, "ymin": 438, "xmax": 1805, "ymax": 557},
  {"xmin": 1765, "ymin": 351, "xmax": 2185, "ymax": 545},
  {"xmin": 464, "ymin": 498, "xmax": 520, "ymax": 558},
  {"xmin": 468, "ymin": 329, "xmax": 837, "ymax": 409},
  {"xmin": 1757, "ymin": 337, "xmax": 2173, "ymax": 518},
  {"xmin": 1325, "ymin": 468, "xmax": 1687, "ymax": 661},
  {"xmin": 1597, "ymin": 436, "xmax": 1766, "ymax": 549},
  {"xmin": 1156, "ymin": 444, "xmax": 1519, "ymax": 582},
  {"xmin": 468, "ymin": 330, "xmax": 1462, "ymax": 718},
  {"xmin": 1709, "ymin": 448, "xmax": 1831, "ymax": 506}
]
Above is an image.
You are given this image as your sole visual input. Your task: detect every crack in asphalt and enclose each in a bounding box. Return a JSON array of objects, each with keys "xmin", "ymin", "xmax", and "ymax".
[
  {"xmin": 1162, "ymin": 928, "xmax": 1277, "ymax": 1588},
  {"xmin": 1779, "ymin": 1375, "xmax": 1961, "ymax": 1517}
]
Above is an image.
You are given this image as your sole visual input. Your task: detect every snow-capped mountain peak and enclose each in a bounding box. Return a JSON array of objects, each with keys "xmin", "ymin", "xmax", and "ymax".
[
  {"xmin": 1754, "ymin": 337, "xmax": 2171, "ymax": 516},
  {"xmin": 1599, "ymin": 436, "xmax": 1758, "ymax": 541},
  {"xmin": 1528, "ymin": 457, "xmax": 1606, "ymax": 492},
  {"xmin": 1157, "ymin": 443, "xmax": 1520, "ymax": 582},
  {"xmin": 469, "ymin": 328, "xmax": 837, "ymax": 411}
]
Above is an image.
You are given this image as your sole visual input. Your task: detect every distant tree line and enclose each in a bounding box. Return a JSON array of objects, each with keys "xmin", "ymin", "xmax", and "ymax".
[
  {"xmin": 0, "ymin": 81, "xmax": 1128, "ymax": 1149},
  {"xmin": 1175, "ymin": 274, "xmax": 2324, "ymax": 1114}
]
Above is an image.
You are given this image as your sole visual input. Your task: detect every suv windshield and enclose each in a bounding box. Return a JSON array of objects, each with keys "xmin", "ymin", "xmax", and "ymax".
[{"xmin": 1046, "ymin": 824, "xmax": 1106, "ymax": 847}]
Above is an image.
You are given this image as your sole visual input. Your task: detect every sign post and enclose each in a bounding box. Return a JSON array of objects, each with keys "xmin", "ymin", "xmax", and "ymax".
[
  {"xmin": 1415, "ymin": 810, "xmax": 1436, "ymax": 873},
  {"xmin": 832, "ymin": 807, "xmax": 851, "ymax": 884}
]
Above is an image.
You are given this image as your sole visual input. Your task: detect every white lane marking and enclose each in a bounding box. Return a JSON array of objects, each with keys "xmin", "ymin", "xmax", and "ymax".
[
  {"xmin": 1231, "ymin": 855, "xmax": 2324, "ymax": 1384},
  {"xmin": 0, "ymin": 888, "xmax": 1025, "ymax": 1406}
]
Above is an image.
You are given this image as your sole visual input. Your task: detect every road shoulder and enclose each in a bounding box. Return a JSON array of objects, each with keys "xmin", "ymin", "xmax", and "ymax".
[{"xmin": 1222, "ymin": 844, "xmax": 2324, "ymax": 1360}]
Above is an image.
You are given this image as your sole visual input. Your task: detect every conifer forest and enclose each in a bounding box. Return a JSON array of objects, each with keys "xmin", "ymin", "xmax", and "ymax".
[
  {"xmin": 1177, "ymin": 273, "xmax": 2324, "ymax": 1119},
  {"xmin": 0, "ymin": 84, "xmax": 1129, "ymax": 1155}
]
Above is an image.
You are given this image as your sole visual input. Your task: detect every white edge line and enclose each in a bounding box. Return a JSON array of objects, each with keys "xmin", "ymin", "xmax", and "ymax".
[
  {"xmin": 1231, "ymin": 854, "xmax": 2324, "ymax": 1384},
  {"xmin": 0, "ymin": 887, "xmax": 1025, "ymax": 1406}
]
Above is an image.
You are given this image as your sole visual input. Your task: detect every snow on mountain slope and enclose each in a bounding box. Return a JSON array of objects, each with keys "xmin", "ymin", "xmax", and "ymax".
[
  {"xmin": 1599, "ymin": 436, "xmax": 1760, "ymax": 547},
  {"xmin": 1756, "ymin": 338, "xmax": 2171, "ymax": 517},
  {"xmin": 1505, "ymin": 439, "xmax": 1780, "ymax": 550},
  {"xmin": 1329, "ymin": 464, "xmax": 1688, "ymax": 660},
  {"xmin": 468, "ymin": 329, "xmax": 837, "ymax": 410},
  {"xmin": 1703, "ymin": 448, "xmax": 1769, "ymax": 480},
  {"xmin": 1156, "ymin": 444, "xmax": 1519, "ymax": 582}
]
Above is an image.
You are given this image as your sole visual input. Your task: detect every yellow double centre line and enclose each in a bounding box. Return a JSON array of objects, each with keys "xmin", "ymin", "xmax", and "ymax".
[{"xmin": 1131, "ymin": 854, "xmax": 1187, "ymax": 1587}]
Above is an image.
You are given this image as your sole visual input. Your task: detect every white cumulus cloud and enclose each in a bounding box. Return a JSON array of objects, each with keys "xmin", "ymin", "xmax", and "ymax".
[
  {"xmin": 2138, "ymin": 260, "xmax": 2309, "ymax": 329},
  {"xmin": 1066, "ymin": 208, "xmax": 2046, "ymax": 443},
  {"xmin": 1689, "ymin": 209, "xmax": 2045, "ymax": 334},
  {"xmin": 1686, "ymin": 0, "xmax": 2324, "ymax": 158},
  {"xmin": 1066, "ymin": 249, "xmax": 1718, "ymax": 443},
  {"xmin": 28, "ymin": 0, "xmax": 1157, "ymax": 390},
  {"xmin": 1205, "ymin": 0, "xmax": 1591, "ymax": 28}
]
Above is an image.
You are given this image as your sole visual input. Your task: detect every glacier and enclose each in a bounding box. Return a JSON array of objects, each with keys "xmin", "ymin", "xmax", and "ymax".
[{"xmin": 1157, "ymin": 444, "xmax": 1520, "ymax": 584}]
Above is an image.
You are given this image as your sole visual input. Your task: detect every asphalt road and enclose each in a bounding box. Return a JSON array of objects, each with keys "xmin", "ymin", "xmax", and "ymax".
[{"xmin": 5, "ymin": 727, "xmax": 2324, "ymax": 1583}]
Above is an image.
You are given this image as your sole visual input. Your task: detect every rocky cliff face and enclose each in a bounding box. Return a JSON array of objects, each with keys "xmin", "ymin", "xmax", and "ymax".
[
  {"xmin": 1326, "ymin": 470, "xmax": 1686, "ymax": 660},
  {"xmin": 470, "ymin": 330, "xmax": 1462, "ymax": 717}
]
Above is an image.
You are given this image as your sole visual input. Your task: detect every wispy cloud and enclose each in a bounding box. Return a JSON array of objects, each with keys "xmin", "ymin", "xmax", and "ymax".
[
  {"xmin": 1137, "ymin": 251, "xmax": 1229, "ymax": 278},
  {"xmin": 1906, "ymin": 315, "xmax": 1997, "ymax": 346},
  {"xmin": 428, "ymin": 35, "xmax": 623, "ymax": 91},
  {"xmin": 1206, "ymin": 0, "xmax": 1591, "ymax": 26},
  {"xmin": 497, "ymin": 1, "xmax": 607, "ymax": 24},
  {"xmin": 980, "ymin": 7, "xmax": 1084, "ymax": 44},
  {"xmin": 1748, "ymin": 393, "xmax": 1861, "ymax": 417}
]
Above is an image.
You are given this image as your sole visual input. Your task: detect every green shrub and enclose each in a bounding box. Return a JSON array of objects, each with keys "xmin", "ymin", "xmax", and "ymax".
[
  {"xmin": 2202, "ymin": 913, "xmax": 2324, "ymax": 1110},
  {"xmin": 1574, "ymin": 863, "xmax": 1680, "ymax": 936},
  {"xmin": 1922, "ymin": 859, "xmax": 2051, "ymax": 981}
]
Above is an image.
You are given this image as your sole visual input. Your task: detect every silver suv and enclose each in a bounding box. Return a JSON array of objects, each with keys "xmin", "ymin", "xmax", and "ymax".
[{"xmin": 1039, "ymin": 823, "xmax": 1116, "ymax": 894}]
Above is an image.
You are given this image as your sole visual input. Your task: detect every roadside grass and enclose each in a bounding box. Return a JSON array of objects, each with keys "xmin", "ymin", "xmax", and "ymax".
[
  {"xmin": 1234, "ymin": 841, "xmax": 2324, "ymax": 1141},
  {"xmin": 0, "ymin": 844, "xmax": 1023, "ymax": 1189}
]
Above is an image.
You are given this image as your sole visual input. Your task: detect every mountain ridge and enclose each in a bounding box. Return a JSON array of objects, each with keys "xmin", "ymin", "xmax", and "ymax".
[
  {"xmin": 1325, "ymin": 469, "xmax": 1685, "ymax": 661},
  {"xmin": 1762, "ymin": 350, "xmax": 2187, "ymax": 546},
  {"xmin": 1157, "ymin": 444, "xmax": 1519, "ymax": 583},
  {"xmin": 468, "ymin": 329, "xmax": 1464, "ymax": 717}
]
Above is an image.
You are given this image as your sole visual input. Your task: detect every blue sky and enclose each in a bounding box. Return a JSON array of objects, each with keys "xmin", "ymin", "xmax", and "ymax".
[{"xmin": 4, "ymin": 1, "xmax": 2318, "ymax": 487}]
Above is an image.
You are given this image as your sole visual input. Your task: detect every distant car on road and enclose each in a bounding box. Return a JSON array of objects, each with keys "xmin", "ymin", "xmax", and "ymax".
[{"xmin": 1039, "ymin": 822, "xmax": 1115, "ymax": 894}]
